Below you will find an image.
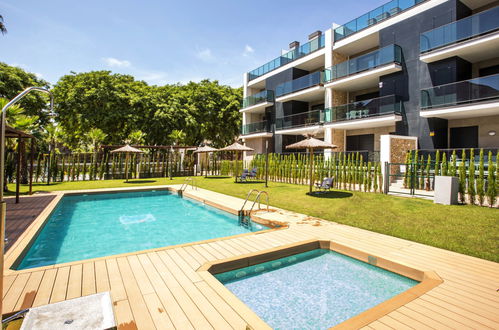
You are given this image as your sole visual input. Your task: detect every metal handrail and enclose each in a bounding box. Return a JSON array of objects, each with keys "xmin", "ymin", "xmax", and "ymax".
[
  {"xmin": 239, "ymin": 189, "xmax": 261, "ymax": 212},
  {"xmin": 180, "ymin": 177, "xmax": 197, "ymax": 191},
  {"xmin": 249, "ymin": 191, "xmax": 269, "ymax": 213}
]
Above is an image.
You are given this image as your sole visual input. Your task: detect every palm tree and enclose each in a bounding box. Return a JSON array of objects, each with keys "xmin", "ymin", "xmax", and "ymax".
[
  {"xmin": 0, "ymin": 15, "xmax": 7, "ymax": 35},
  {"xmin": 87, "ymin": 128, "xmax": 107, "ymax": 152},
  {"xmin": 126, "ymin": 130, "xmax": 146, "ymax": 145}
]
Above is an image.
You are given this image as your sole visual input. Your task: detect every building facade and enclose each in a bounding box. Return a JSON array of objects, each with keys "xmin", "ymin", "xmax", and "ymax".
[{"xmin": 240, "ymin": 0, "xmax": 499, "ymax": 159}]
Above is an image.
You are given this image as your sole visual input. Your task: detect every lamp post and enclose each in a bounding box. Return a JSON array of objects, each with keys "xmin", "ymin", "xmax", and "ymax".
[{"xmin": 0, "ymin": 87, "xmax": 53, "ymax": 321}]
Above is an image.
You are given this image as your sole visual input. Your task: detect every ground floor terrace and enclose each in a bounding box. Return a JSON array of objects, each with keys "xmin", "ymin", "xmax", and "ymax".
[{"xmin": 2, "ymin": 181, "xmax": 498, "ymax": 329}]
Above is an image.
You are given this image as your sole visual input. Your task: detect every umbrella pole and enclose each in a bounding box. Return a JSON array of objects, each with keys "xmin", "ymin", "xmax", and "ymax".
[
  {"xmin": 125, "ymin": 153, "xmax": 129, "ymax": 182},
  {"xmin": 309, "ymin": 148, "xmax": 314, "ymax": 193}
]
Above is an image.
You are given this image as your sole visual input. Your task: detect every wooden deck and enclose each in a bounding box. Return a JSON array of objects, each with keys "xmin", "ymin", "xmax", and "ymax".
[
  {"xmin": 5, "ymin": 195, "xmax": 56, "ymax": 252},
  {"xmin": 2, "ymin": 187, "xmax": 498, "ymax": 329}
]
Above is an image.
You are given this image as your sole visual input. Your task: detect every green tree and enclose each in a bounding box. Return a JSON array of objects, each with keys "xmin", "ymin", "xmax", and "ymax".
[
  {"xmin": 86, "ymin": 128, "xmax": 107, "ymax": 151},
  {"xmin": 476, "ymin": 149, "xmax": 485, "ymax": 206},
  {"xmin": 458, "ymin": 150, "xmax": 466, "ymax": 204},
  {"xmin": 486, "ymin": 151, "xmax": 496, "ymax": 207},
  {"xmin": 468, "ymin": 149, "xmax": 476, "ymax": 205},
  {"xmin": 127, "ymin": 130, "xmax": 146, "ymax": 145},
  {"xmin": 0, "ymin": 62, "xmax": 50, "ymax": 125}
]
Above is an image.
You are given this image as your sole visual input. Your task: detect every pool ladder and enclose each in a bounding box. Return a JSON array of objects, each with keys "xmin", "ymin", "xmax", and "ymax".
[
  {"xmin": 238, "ymin": 189, "xmax": 269, "ymax": 229},
  {"xmin": 178, "ymin": 177, "xmax": 197, "ymax": 197}
]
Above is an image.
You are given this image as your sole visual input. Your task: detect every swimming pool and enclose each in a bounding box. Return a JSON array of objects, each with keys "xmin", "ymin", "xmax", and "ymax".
[
  {"xmin": 16, "ymin": 190, "xmax": 264, "ymax": 270},
  {"xmin": 215, "ymin": 248, "xmax": 418, "ymax": 329}
]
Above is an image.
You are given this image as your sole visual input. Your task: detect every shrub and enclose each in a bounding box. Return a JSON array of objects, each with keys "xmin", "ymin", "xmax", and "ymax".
[
  {"xmin": 458, "ymin": 150, "xmax": 466, "ymax": 204},
  {"xmin": 486, "ymin": 151, "xmax": 496, "ymax": 207},
  {"xmin": 476, "ymin": 149, "xmax": 485, "ymax": 206}
]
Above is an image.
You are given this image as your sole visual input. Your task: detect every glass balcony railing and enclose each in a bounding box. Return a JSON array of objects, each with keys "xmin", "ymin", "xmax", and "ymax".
[
  {"xmin": 248, "ymin": 35, "xmax": 325, "ymax": 81},
  {"xmin": 240, "ymin": 121, "xmax": 271, "ymax": 135},
  {"xmin": 242, "ymin": 90, "xmax": 274, "ymax": 108},
  {"xmin": 420, "ymin": 6, "xmax": 499, "ymax": 53},
  {"xmin": 334, "ymin": 0, "xmax": 427, "ymax": 42},
  {"xmin": 421, "ymin": 73, "xmax": 499, "ymax": 110},
  {"xmin": 275, "ymin": 71, "xmax": 323, "ymax": 98},
  {"xmin": 275, "ymin": 110, "xmax": 325, "ymax": 130},
  {"xmin": 324, "ymin": 44, "xmax": 402, "ymax": 82},
  {"xmin": 324, "ymin": 95, "xmax": 403, "ymax": 123}
]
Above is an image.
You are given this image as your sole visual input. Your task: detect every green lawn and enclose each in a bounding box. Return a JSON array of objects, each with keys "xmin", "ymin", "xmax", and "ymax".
[{"xmin": 7, "ymin": 177, "xmax": 499, "ymax": 262}]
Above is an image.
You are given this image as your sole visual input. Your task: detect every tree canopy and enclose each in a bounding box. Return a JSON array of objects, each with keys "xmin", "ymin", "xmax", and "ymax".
[
  {"xmin": 52, "ymin": 71, "xmax": 242, "ymax": 148},
  {"xmin": 0, "ymin": 63, "xmax": 243, "ymax": 150}
]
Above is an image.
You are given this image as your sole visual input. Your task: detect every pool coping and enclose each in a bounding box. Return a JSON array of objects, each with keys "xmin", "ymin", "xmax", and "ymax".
[
  {"xmin": 197, "ymin": 239, "xmax": 443, "ymax": 330},
  {"xmin": 3, "ymin": 186, "xmax": 285, "ymax": 275}
]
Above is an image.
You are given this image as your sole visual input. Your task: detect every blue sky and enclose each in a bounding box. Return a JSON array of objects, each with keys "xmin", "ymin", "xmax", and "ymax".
[{"xmin": 0, "ymin": 0, "xmax": 387, "ymax": 87}]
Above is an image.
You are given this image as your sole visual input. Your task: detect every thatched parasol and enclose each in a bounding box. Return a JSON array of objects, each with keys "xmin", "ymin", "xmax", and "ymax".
[
  {"xmin": 219, "ymin": 142, "xmax": 254, "ymax": 182},
  {"xmin": 110, "ymin": 144, "xmax": 143, "ymax": 182},
  {"xmin": 194, "ymin": 146, "xmax": 219, "ymax": 177},
  {"xmin": 286, "ymin": 136, "xmax": 337, "ymax": 193}
]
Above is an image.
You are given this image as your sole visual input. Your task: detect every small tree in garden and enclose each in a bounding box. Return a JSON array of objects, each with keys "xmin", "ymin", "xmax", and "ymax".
[
  {"xmin": 403, "ymin": 151, "xmax": 411, "ymax": 188},
  {"xmin": 377, "ymin": 162, "xmax": 383, "ymax": 193},
  {"xmin": 449, "ymin": 150, "xmax": 457, "ymax": 177},
  {"xmin": 434, "ymin": 150, "xmax": 440, "ymax": 176},
  {"xmin": 425, "ymin": 155, "xmax": 431, "ymax": 191},
  {"xmin": 419, "ymin": 155, "xmax": 425, "ymax": 190},
  {"xmin": 487, "ymin": 151, "xmax": 497, "ymax": 207},
  {"xmin": 458, "ymin": 150, "xmax": 467, "ymax": 204},
  {"xmin": 476, "ymin": 149, "xmax": 485, "ymax": 206},
  {"xmin": 373, "ymin": 162, "xmax": 379, "ymax": 193},
  {"xmin": 468, "ymin": 149, "xmax": 476, "ymax": 205},
  {"xmin": 441, "ymin": 152, "xmax": 448, "ymax": 176}
]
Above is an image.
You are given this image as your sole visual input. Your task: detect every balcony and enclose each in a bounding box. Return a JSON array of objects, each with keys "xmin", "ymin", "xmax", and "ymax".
[
  {"xmin": 240, "ymin": 90, "xmax": 274, "ymax": 113},
  {"xmin": 240, "ymin": 121, "xmax": 272, "ymax": 138},
  {"xmin": 324, "ymin": 44, "xmax": 402, "ymax": 91},
  {"xmin": 420, "ymin": 73, "xmax": 499, "ymax": 119},
  {"xmin": 420, "ymin": 6, "xmax": 499, "ymax": 63},
  {"xmin": 333, "ymin": 0, "xmax": 428, "ymax": 42},
  {"xmin": 247, "ymin": 35, "xmax": 325, "ymax": 82},
  {"xmin": 324, "ymin": 95, "xmax": 403, "ymax": 129},
  {"xmin": 275, "ymin": 71, "xmax": 324, "ymax": 102},
  {"xmin": 275, "ymin": 110, "xmax": 325, "ymax": 134}
]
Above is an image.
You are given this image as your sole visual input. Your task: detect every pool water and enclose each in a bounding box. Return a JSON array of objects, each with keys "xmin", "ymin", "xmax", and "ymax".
[
  {"xmin": 17, "ymin": 190, "xmax": 263, "ymax": 270},
  {"xmin": 215, "ymin": 249, "xmax": 418, "ymax": 329}
]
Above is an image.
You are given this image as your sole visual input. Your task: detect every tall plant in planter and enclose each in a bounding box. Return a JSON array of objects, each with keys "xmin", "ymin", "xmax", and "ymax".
[
  {"xmin": 434, "ymin": 150, "xmax": 440, "ymax": 177},
  {"xmin": 403, "ymin": 152, "xmax": 411, "ymax": 188},
  {"xmin": 476, "ymin": 149, "xmax": 485, "ymax": 206},
  {"xmin": 487, "ymin": 151, "xmax": 497, "ymax": 207},
  {"xmin": 449, "ymin": 150, "xmax": 457, "ymax": 177},
  {"xmin": 425, "ymin": 155, "xmax": 431, "ymax": 191},
  {"xmin": 468, "ymin": 149, "xmax": 476, "ymax": 205},
  {"xmin": 441, "ymin": 152, "xmax": 448, "ymax": 176},
  {"xmin": 458, "ymin": 150, "xmax": 467, "ymax": 204}
]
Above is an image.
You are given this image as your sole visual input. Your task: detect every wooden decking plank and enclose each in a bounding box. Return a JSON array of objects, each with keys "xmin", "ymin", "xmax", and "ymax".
[
  {"xmin": 165, "ymin": 249, "xmax": 202, "ymax": 283},
  {"xmin": 428, "ymin": 287, "xmax": 499, "ymax": 322},
  {"xmin": 14, "ymin": 270, "xmax": 44, "ymax": 311},
  {"xmin": 143, "ymin": 292, "xmax": 175, "ymax": 329},
  {"xmin": 116, "ymin": 257, "xmax": 156, "ymax": 330},
  {"xmin": 185, "ymin": 245, "xmax": 209, "ymax": 264},
  {"xmin": 157, "ymin": 251, "xmax": 231, "ymax": 329},
  {"xmin": 203, "ymin": 242, "xmax": 229, "ymax": 259},
  {"xmin": 195, "ymin": 280, "xmax": 248, "ymax": 329},
  {"xmin": 396, "ymin": 306, "xmax": 453, "ymax": 330},
  {"xmin": 432, "ymin": 285, "xmax": 499, "ymax": 311},
  {"xmin": 386, "ymin": 310, "xmax": 434, "ymax": 330},
  {"xmin": 3, "ymin": 272, "xmax": 30, "ymax": 312},
  {"xmin": 49, "ymin": 266, "xmax": 70, "ymax": 303},
  {"xmin": 368, "ymin": 320, "xmax": 396, "ymax": 329},
  {"xmin": 191, "ymin": 244, "xmax": 217, "ymax": 261},
  {"xmin": 404, "ymin": 300, "xmax": 469, "ymax": 329},
  {"xmin": 81, "ymin": 262, "xmax": 96, "ymax": 296},
  {"xmin": 3, "ymin": 275, "xmax": 17, "ymax": 298},
  {"xmin": 114, "ymin": 299, "xmax": 137, "ymax": 330},
  {"xmin": 66, "ymin": 264, "xmax": 83, "ymax": 300},
  {"xmin": 94, "ymin": 259, "xmax": 110, "ymax": 293},
  {"xmin": 106, "ymin": 259, "xmax": 127, "ymax": 302},
  {"xmin": 127, "ymin": 255, "xmax": 155, "ymax": 295},
  {"xmin": 221, "ymin": 239, "xmax": 250, "ymax": 254},
  {"xmin": 375, "ymin": 315, "xmax": 412, "ymax": 329},
  {"xmin": 212, "ymin": 240, "xmax": 241, "ymax": 257},
  {"xmin": 147, "ymin": 252, "xmax": 213, "ymax": 329},
  {"xmin": 31, "ymin": 268, "xmax": 57, "ymax": 307},
  {"xmin": 137, "ymin": 254, "xmax": 193, "ymax": 330},
  {"xmin": 418, "ymin": 294, "xmax": 497, "ymax": 328},
  {"xmin": 176, "ymin": 247, "xmax": 201, "ymax": 269}
]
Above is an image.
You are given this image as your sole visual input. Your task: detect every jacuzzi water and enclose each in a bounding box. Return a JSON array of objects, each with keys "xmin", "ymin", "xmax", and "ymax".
[
  {"xmin": 16, "ymin": 190, "xmax": 264, "ymax": 270},
  {"xmin": 215, "ymin": 249, "xmax": 418, "ymax": 329}
]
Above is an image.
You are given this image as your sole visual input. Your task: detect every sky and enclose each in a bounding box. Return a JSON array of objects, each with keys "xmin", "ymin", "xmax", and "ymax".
[{"xmin": 0, "ymin": 0, "xmax": 387, "ymax": 87}]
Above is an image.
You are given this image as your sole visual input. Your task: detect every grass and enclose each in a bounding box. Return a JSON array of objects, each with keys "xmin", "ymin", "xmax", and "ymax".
[{"xmin": 7, "ymin": 177, "xmax": 499, "ymax": 262}]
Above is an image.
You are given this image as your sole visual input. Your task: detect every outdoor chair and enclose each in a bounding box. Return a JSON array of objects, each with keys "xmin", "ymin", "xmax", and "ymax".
[
  {"xmin": 315, "ymin": 177, "xmax": 334, "ymax": 192},
  {"xmin": 249, "ymin": 167, "xmax": 258, "ymax": 180},
  {"xmin": 239, "ymin": 169, "xmax": 249, "ymax": 182}
]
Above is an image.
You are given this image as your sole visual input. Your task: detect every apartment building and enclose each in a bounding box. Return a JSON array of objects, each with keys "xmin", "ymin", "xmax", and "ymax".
[{"xmin": 240, "ymin": 0, "xmax": 499, "ymax": 159}]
